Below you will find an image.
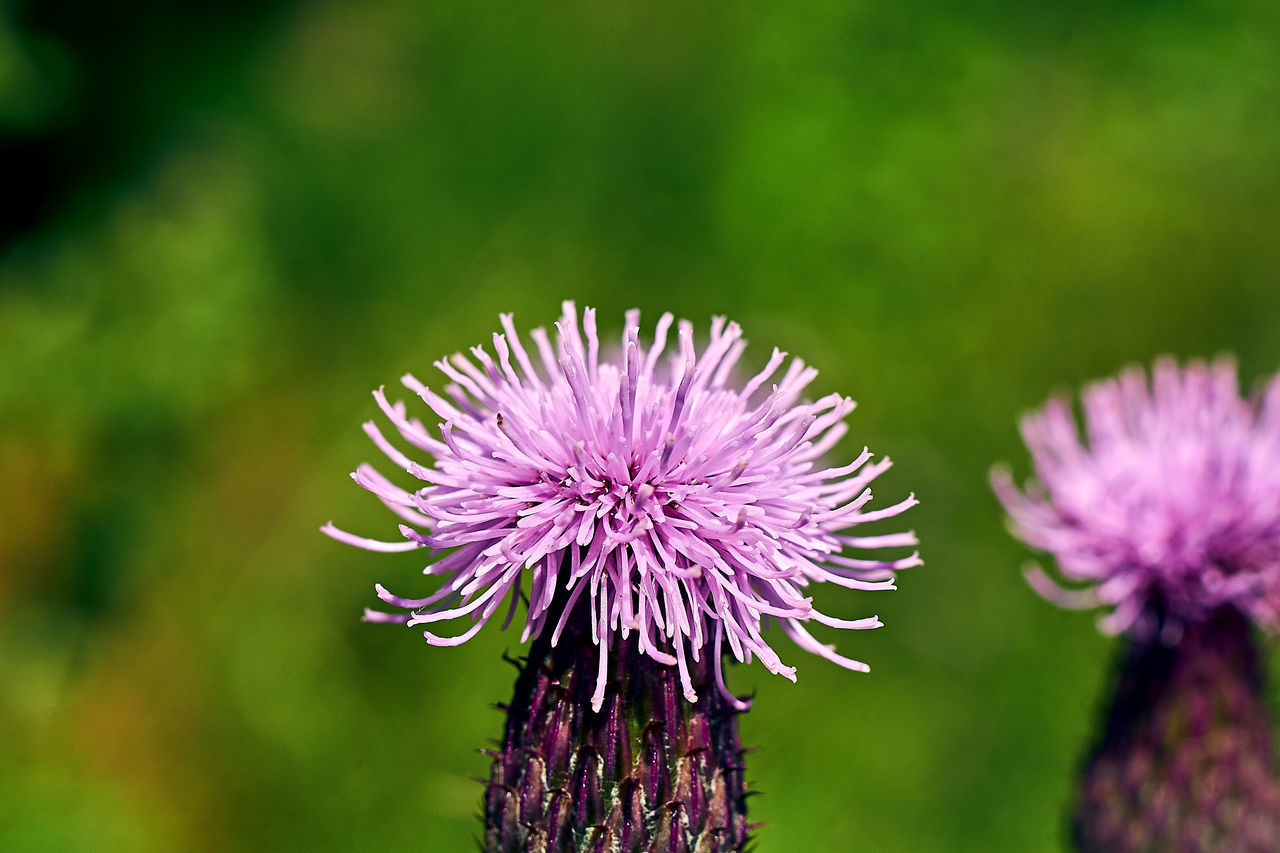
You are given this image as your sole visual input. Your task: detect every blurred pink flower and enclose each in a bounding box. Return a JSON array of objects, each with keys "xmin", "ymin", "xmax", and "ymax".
[{"xmin": 993, "ymin": 357, "xmax": 1280, "ymax": 638}]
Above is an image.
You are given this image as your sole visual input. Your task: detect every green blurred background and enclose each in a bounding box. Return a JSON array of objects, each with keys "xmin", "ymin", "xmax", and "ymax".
[{"xmin": 3, "ymin": 0, "xmax": 1280, "ymax": 850}]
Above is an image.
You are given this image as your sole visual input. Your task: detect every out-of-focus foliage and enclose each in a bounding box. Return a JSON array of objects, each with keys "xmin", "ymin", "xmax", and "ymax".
[{"xmin": 3, "ymin": 1, "xmax": 1280, "ymax": 850}]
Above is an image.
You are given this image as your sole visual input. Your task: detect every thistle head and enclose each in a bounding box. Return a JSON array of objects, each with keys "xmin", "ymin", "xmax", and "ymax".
[
  {"xmin": 326, "ymin": 302, "xmax": 919, "ymax": 710},
  {"xmin": 992, "ymin": 357, "xmax": 1280, "ymax": 638}
]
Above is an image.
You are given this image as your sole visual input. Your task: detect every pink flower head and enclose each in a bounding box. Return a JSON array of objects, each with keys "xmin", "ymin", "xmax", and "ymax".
[
  {"xmin": 325, "ymin": 302, "xmax": 919, "ymax": 711},
  {"xmin": 993, "ymin": 357, "xmax": 1280, "ymax": 638}
]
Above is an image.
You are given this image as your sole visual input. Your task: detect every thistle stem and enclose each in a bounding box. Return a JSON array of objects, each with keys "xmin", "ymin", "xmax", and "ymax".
[{"xmin": 1074, "ymin": 608, "xmax": 1280, "ymax": 852}]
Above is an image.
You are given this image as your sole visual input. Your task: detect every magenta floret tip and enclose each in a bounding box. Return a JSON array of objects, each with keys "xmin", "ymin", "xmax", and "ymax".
[
  {"xmin": 327, "ymin": 303, "xmax": 918, "ymax": 705},
  {"xmin": 994, "ymin": 356, "xmax": 1280, "ymax": 636}
]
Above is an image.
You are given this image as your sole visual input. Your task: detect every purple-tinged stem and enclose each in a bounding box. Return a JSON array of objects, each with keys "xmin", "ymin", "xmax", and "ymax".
[{"xmin": 1075, "ymin": 607, "xmax": 1280, "ymax": 852}]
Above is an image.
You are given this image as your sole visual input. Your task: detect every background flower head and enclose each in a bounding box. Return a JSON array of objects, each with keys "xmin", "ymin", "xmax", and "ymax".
[
  {"xmin": 326, "ymin": 302, "xmax": 919, "ymax": 710},
  {"xmin": 992, "ymin": 357, "xmax": 1280, "ymax": 637}
]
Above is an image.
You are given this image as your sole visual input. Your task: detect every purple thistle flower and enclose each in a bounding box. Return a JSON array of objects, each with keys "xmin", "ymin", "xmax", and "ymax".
[
  {"xmin": 327, "ymin": 303, "xmax": 919, "ymax": 851},
  {"xmin": 992, "ymin": 356, "xmax": 1280, "ymax": 639},
  {"xmin": 993, "ymin": 357, "xmax": 1280, "ymax": 852},
  {"xmin": 325, "ymin": 302, "xmax": 919, "ymax": 710}
]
